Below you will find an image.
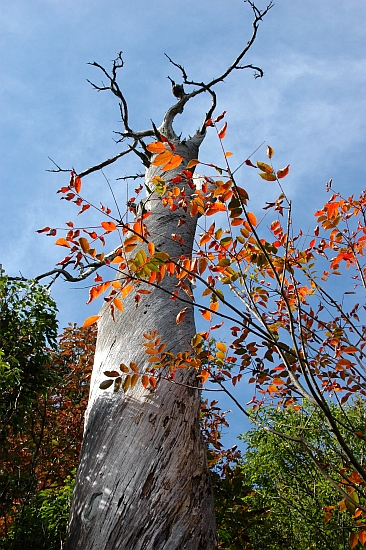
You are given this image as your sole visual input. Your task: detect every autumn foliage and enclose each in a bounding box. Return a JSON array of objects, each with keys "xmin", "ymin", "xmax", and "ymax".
[
  {"xmin": 38, "ymin": 111, "xmax": 366, "ymax": 547},
  {"xmin": 0, "ymin": 324, "xmax": 96, "ymax": 541}
]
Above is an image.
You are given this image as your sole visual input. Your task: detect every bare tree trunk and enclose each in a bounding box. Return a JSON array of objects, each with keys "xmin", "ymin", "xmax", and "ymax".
[{"xmin": 66, "ymin": 135, "xmax": 218, "ymax": 549}]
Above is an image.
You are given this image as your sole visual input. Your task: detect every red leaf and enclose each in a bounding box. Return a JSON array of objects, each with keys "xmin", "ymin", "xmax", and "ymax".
[
  {"xmin": 37, "ymin": 227, "xmax": 50, "ymax": 233},
  {"xmin": 245, "ymin": 159, "xmax": 257, "ymax": 168},
  {"xmin": 214, "ymin": 111, "xmax": 227, "ymax": 123},
  {"xmin": 176, "ymin": 307, "xmax": 188, "ymax": 324},
  {"xmin": 218, "ymin": 122, "xmax": 228, "ymax": 139},
  {"xmin": 74, "ymin": 176, "xmax": 82, "ymax": 194},
  {"xmin": 78, "ymin": 203, "xmax": 91, "ymax": 215},
  {"xmin": 277, "ymin": 164, "xmax": 290, "ymax": 179}
]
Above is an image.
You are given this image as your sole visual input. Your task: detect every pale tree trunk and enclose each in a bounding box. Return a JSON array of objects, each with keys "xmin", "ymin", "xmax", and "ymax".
[{"xmin": 66, "ymin": 131, "xmax": 218, "ymax": 549}]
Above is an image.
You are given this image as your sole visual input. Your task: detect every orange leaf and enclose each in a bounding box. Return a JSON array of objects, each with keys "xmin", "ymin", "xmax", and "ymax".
[
  {"xmin": 113, "ymin": 297, "xmax": 124, "ymax": 312},
  {"xmin": 162, "ymin": 154, "xmax": 183, "ymax": 171},
  {"xmin": 350, "ymin": 532, "xmax": 359, "ymax": 549},
  {"xmin": 216, "ymin": 342, "xmax": 227, "ymax": 352},
  {"xmin": 146, "ymin": 141, "xmax": 166, "ymax": 153},
  {"xmin": 266, "ymin": 145, "xmax": 274, "ymax": 159},
  {"xmin": 206, "ymin": 202, "xmax": 226, "ymax": 216},
  {"xmin": 359, "ymin": 531, "xmax": 366, "ymax": 546},
  {"xmin": 176, "ymin": 307, "xmax": 188, "ymax": 324},
  {"xmin": 79, "ymin": 237, "xmax": 90, "ymax": 253},
  {"xmin": 198, "ymin": 257, "xmax": 208, "ymax": 275},
  {"xmin": 74, "ymin": 176, "xmax": 82, "ymax": 193},
  {"xmin": 112, "ymin": 281, "xmax": 121, "ymax": 289},
  {"xmin": 101, "ymin": 221, "xmax": 117, "ymax": 232},
  {"xmin": 149, "ymin": 376, "xmax": 157, "ymax": 389},
  {"xmin": 218, "ymin": 122, "xmax": 228, "ymax": 139},
  {"xmin": 55, "ymin": 238, "xmax": 71, "ymax": 248},
  {"xmin": 187, "ymin": 159, "xmax": 200, "ymax": 169},
  {"xmin": 225, "ymin": 152, "xmax": 233, "ymax": 157},
  {"xmin": 201, "ymin": 309, "xmax": 212, "ymax": 321},
  {"xmin": 142, "ymin": 374, "xmax": 149, "ymax": 388},
  {"xmin": 247, "ymin": 212, "xmax": 257, "ymax": 227},
  {"xmin": 198, "ymin": 370, "xmax": 210, "ymax": 383},
  {"xmin": 152, "ymin": 150, "xmax": 173, "ymax": 166},
  {"xmin": 277, "ymin": 164, "xmax": 290, "ymax": 179},
  {"xmin": 111, "ymin": 256, "xmax": 125, "ymax": 264},
  {"xmin": 148, "ymin": 242, "xmax": 155, "ymax": 256},
  {"xmin": 82, "ymin": 315, "xmax": 100, "ymax": 327}
]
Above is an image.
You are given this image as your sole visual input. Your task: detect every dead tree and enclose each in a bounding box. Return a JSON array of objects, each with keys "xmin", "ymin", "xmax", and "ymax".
[{"xmin": 37, "ymin": 3, "xmax": 273, "ymax": 548}]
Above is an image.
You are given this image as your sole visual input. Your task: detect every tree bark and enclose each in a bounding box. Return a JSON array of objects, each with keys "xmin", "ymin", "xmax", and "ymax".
[{"xmin": 66, "ymin": 132, "xmax": 218, "ymax": 549}]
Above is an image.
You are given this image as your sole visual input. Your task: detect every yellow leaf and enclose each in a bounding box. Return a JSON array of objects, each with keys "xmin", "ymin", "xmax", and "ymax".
[
  {"xmin": 55, "ymin": 238, "xmax": 71, "ymax": 248},
  {"xmin": 257, "ymin": 161, "xmax": 273, "ymax": 174},
  {"xmin": 82, "ymin": 315, "xmax": 100, "ymax": 327},
  {"xmin": 259, "ymin": 172, "xmax": 277, "ymax": 182},
  {"xmin": 148, "ymin": 242, "xmax": 155, "ymax": 256},
  {"xmin": 121, "ymin": 284, "xmax": 134, "ymax": 298},
  {"xmin": 187, "ymin": 159, "xmax": 200, "ymax": 169},
  {"xmin": 112, "ymin": 280, "xmax": 121, "ymax": 289}
]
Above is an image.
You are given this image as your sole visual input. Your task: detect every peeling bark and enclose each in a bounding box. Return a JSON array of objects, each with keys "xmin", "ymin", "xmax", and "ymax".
[{"xmin": 66, "ymin": 133, "xmax": 217, "ymax": 549}]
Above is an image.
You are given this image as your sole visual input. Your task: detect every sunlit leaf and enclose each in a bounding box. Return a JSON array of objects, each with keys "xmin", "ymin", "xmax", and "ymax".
[
  {"xmin": 152, "ymin": 150, "xmax": 173, "ymax": 166},
  {"xmin": 247, "ymin": 212, "xmax": 257, "ymax": 227},
  {"xmin": 225, "ymin": 152, "xmax": 233, "ymax": 157},
  {"xmin": 79, "ymin": 237, "xmax": 90, "ymax": 253},
  {"xmin": 113, "ymin": 297, "xmax": 124, "ymax": 312},
  {"xmin": 277, "ymin": 164, "xmax": 290, "ymax": 179},
  {"xmin": 259, "ymin": 172, "xmax": 277, "ymax": 181},
  {"xmin": 266, "ymin": 145, "xmax": 274, "ymax": 159},
  {"xmin": 146, "ymin": 141, "xmax": 166, "ymax": 153},
  {"xmin": 101, "ymin": 221, "xmax": 117, "ymax": 232},
  {"xmin": 218, "ymin": 122, "xmax": 228, "ymax": 139},
  {"xmin": 198, "ymin": 370, "xmax": 210, "ymax": 383},
  {"xmin": 162, "ymin": 154, "xmax": 183, "ymax": 171},
  {"xmin": 82, "ymin": 315, "xmax": 100, "ymax": 327},
  {"xmin": 55, "ymin": 238, "xmax": 71, "ymax": 248},
  {"xmin": 257, "ymin": 161, "xmax": 273, "ymax": 174},
  {"xmin": 187, "ymin": 159, "xmax": 200, "ymax": 169},
  {"xmin": 74, "ymin": 176, "xmax": 82, "ymax": 194},
  {"xmin": 176, "ymin": 307, "xmax": 188, "ymax": 324}
]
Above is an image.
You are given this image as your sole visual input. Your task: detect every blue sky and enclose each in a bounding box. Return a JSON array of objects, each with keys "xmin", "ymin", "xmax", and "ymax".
[{"xmin": 2, "ymin": 0, "xmax": 366, "ymax": 445}]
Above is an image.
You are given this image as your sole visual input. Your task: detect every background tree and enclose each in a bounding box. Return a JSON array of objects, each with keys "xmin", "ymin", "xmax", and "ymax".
[
  {"xmin": 0, "ymin": 320, "xmax": 96, "ymax": 548},
  {"xmin": 238, "ymin": 402, "xmax": 364, "ymax": 549}
]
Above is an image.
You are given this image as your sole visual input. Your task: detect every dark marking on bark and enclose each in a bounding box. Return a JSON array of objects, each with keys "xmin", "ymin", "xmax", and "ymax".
[
  {"xmin": 140, "ymin": 471, "xmax": 155, "ymax": 499},
  {"xmin": 163, "ymin": 415, "xmax": 169, "ymax": 427}
]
